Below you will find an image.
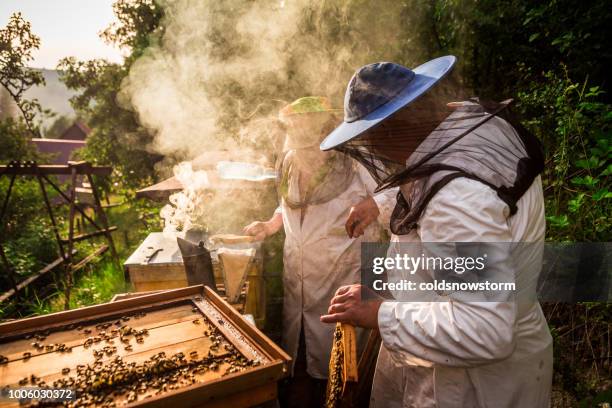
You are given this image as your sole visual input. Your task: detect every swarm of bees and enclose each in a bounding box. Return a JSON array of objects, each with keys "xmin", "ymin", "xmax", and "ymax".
[
  {"xmin": 11, "ymin": 307, "xmax": 258, "ymax": 407},
  {"xmin": 326, "ymin": 324, "xmax": 346, "ymax": 408}
]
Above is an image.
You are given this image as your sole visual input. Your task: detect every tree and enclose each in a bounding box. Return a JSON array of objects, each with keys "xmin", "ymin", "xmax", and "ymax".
[
  {"xmin": 0, "ymin": 12, "xmax": 46, "ymax": 136},
  {"xmin": 57, "ymin": 0, "xmax": 164, "ymax": 190}
]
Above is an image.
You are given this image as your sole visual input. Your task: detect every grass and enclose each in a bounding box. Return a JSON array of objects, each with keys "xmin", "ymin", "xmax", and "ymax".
[
  {"xmin": 44, "ymin": 261, "xmax": 128, "ymax": 312},
  {"xmin": 8, "ymin": 196, "xmax": 162, "ymax": 318}
]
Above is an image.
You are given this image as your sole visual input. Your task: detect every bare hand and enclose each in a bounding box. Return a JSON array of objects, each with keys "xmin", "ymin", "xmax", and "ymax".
[
  {"xmin": 243, "ymin": 221, "xmax": 270, "ymax": 241},
  {"xmin": 345, "ymin": 196, "xmax": 380, "ymax": 238},
  {"xmin": 320, "ymin": 284, "xmax": 383, "ymax": 329}
]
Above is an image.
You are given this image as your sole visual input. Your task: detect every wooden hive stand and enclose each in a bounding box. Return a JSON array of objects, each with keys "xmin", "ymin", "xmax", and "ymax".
[{"xmin": 0, "ymin": 161, "xmax": 119, "ymax": 310}]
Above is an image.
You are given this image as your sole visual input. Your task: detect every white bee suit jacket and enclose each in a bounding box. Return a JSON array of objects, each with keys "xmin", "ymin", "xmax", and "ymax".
[
  {"xmin": 280, "ymin": 163, "xmax": 396, "ymax": 379},
  {"xmin": 370, "ymin": 175, "xmax": 553, "ymax": 408}
]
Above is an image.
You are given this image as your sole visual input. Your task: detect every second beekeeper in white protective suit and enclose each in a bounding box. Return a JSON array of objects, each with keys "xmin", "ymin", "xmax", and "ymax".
[
  {"xmin": 243, "ymin": 96, "xmax": 395, "ymax": 407},
  {"xmin": 320, "ymin": 58, "xmax": 553, "ymax": 407}
]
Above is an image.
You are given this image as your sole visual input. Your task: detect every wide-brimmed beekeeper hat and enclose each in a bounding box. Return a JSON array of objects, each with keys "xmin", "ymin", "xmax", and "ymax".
[
  {"xmin": 280, "ymin": 96, "xmax": 341, "ymax": 150},
  {"xmin": 320, "ymin": 56, "xmax": 456, "ymax": 151}
]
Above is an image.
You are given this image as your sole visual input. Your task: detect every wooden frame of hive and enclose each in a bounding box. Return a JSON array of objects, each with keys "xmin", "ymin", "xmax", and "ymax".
[
  {"xmin": 0, "ymin": 285, "xmax": 290, "ymax": 407},
  {"xmin": 326, "ymin": 323, "xmax": 358, "ymax": 408}
]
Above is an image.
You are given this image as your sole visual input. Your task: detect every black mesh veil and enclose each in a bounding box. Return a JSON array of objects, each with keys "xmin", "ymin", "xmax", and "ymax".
[
  {"xmin": 277, "ymin": 149, "xmax": 356, "ymax": 209},
  {"xmin": 335, "ymin": 99, "xmax": 544, "ymax": 235},
  {"xmin": 275, "ymin": 112, "xmax": 357, "ymax": 210}
]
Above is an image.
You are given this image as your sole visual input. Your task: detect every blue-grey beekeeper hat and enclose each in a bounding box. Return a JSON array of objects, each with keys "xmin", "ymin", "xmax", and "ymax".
[{"xmin": 320, "ymin": 56, "xmax": 456, "ymax": 151}]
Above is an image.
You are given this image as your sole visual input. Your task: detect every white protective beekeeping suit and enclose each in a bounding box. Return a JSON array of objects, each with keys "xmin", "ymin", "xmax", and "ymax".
[
  {"xmin": 370, "ymin": 117, "xmax": 553, "ymax": 407},
  {"xmin": 280, "ymin": 161, "xmax": 394, "ymax": 379}
]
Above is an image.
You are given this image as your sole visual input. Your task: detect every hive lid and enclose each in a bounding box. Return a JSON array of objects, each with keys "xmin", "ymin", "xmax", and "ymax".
[{"xmin": 124, "ymin": 232, "xmax": 206, "ymax": 267}]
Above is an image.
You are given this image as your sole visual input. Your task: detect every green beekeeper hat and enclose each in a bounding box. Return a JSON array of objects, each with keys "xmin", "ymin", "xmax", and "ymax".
[
  {"xmin": 279, "ymin": 96, "xmax": 340, "ymax": 119},
  {"xmin": 279, "ymin": 97, "xmax": 341, "ymax": 149}
]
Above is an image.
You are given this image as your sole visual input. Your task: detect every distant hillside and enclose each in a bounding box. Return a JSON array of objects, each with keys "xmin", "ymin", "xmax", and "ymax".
[{"xmin": 25, "ymin": 69, "xmax": 77, "ymax": 126}]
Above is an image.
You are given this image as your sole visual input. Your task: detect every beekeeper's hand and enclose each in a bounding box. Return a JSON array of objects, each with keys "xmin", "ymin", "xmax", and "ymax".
[
  {"xmin": 243, "ymin": 222, "xmax": 268, "ymax": 241},
  {"xmin": 320, "ymin": 284, "xmax": 383, "ymax": 329},
  {"xmin": 346, "ymin": 196, "xmax": 380, "ymax": 238},
  {"xmin": 243, "ymin": 212, "xmax": 283, "ymax": 241}
]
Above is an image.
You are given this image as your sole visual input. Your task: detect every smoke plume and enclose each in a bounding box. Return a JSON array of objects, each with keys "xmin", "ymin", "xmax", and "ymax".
[{"xmin": 120, "ymin": 0, "xmax": 435, "ymax": 234}]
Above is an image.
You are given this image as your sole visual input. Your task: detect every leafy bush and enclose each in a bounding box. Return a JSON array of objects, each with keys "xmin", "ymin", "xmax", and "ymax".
[{"xmin": 518, "ymin": 67, "xmax": 611, "ymax": 241}]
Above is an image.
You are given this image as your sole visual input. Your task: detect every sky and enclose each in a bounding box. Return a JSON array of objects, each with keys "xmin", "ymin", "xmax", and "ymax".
[{"xmin": 0, "ymin": 0, "xmax": 124, "ymax": 69}]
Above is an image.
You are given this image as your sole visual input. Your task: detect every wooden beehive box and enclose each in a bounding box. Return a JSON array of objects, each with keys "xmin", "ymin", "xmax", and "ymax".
[
  {"xmin": 0, "ymin": 285, "xmax": 290, "ymax": 407},
  {"xmin": 124, "ymin": 233, "xmax": 265, "ymax": 326},
  {"xmin": 124, "ymin": 233, "xmax": 192, "ymax": 292}
]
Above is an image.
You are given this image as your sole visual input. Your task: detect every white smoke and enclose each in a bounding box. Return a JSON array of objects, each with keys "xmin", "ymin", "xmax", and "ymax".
[
  {"xmin": 120, "ymin": 0, "xmax": 427, "ymax": 233},
  {"xmin": 160, "ymin": 161, "xmax": 210, "ymax": 236}
]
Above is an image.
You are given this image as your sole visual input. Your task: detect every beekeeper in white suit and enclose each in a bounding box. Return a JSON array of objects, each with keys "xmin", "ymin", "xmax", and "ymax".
[
  {"xmin": 320, "ymin": 58, "xmax": 553, "ymax": 407},
  {"xmin": 243, "ymin": 96, "xmax": 395, "ymax": 408}
]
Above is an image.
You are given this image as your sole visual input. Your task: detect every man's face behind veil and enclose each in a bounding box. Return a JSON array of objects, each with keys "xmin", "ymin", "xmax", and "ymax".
[{"xmin": 357, "ymin": 86, "xmax": 453, "ymax": 165}]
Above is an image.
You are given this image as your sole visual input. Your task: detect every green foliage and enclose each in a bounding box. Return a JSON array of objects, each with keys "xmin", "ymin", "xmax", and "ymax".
[
  {"xmin": 58, "ymin": 59, "xmax": 158, "ymax": 190},
  {"xmin": 0, "ymin": 119, "xmax": 41, "ymax": 161},
  {"xmin": 435, "ymin": 0, "xmax": 612, "ymax": 100},
  {"xmin": 100, "ymin": 0, "xmax": 164, "ymax": 60},
  {"xmin": 45, "ymin": 261, "xmax": 128, "ymax": 312},
  {"xmin": 518, "ymin": 68, "xmax": 611, "ymax": 241},
  {"xmin": 2, "ymin": 217, "xmax": 57, "ymax": 277},
  {"xmin": 0, "ymin": 171, "xmax": 60, "ymax": 290},
  {"xmin": 545, "ymin": 302, "xmax": 612, "ymax": 406},
  {"xmin": 0, "ymin": 118, "xmax": 57, "ymax": 292},
  {"xmin": 0, "ymin": 12, "xmax": 47, "ymax": 135},
  {"xmin": 57, "ymin": 0, "xmax": 164, "ymax": 190},
  {"xmin": 431, "ymin": 0, "xmax": 612, "ymax": 244}
]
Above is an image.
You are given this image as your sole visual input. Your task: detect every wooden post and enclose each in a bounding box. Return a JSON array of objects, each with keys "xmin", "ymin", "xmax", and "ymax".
[
  {"xmin": 86, "ymin": 172, "xmax": 120, "ymax": 270},
  {"xmin": 0, "ymin": 173, "xmax": 18, "ymax": 298},
  {"xmin": 41, "ymin": 175, "xmax": 102, "ymax": 230},
  {"xmin": 36, "ymin": 175, "xmax": 68, "ymax": 265},
  {"xmin": 0, "ymin": 245, "xmax": 19, "ymax": 300},
  {"xmin": 0, "ymin": 173, "xmax": 16, "ymax": 225},
  {"xmin": 64, "ymin": 164, "xmax": 78, "ymax": 310}
]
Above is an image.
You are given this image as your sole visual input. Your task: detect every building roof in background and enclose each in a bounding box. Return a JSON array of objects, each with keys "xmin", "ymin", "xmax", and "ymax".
[
  {"xmin": 30, "ymin": 138, "xmax": 86, "ymax": 164},
  {"xmin": 60, "ymin": 121, "xmax": 91, "ymax": 140}
]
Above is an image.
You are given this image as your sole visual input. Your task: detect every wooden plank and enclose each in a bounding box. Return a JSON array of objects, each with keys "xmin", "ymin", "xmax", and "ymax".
[
  {"xmin": 203, "ymin": 287, "xmax": 291, "ymax": 364},
  {"xmin": 0, "ymin": 250, "xmax": 76, "ymax": 303},
  {"xmin": 0, "ymin": 287, "xmax": 203, "ymax": 338},
  {"xmin": 117, "ymin": 289, "xmax": 245, "ymax": 313},
  {"xmin": 59, "ymin": 226, "xmax": 117, "ymax": 244},
  {"xmin": 0, "ymin": 304, "xmax": 196, "ymax": 361},
  {"xmin": 129, "ymin": 268, "xmax": 187, "ymax": 283},
  {"xmin": 71, "ymin": 244, "xmax": 108, "ymax": 272},
  {"xmin": 130, "ymin": 363, "xmax": 283, "ymax": 408},
  {"xmin": 1, "ymin": 320, "xmax": 230, "ymax": 386},
  {"xmin": 111, "ymin": 290, "xmax": 163, "ymax": 302},
  {"xmin": 341, "ymin": 323, "xmax": 358, "ymax": 383},
  {"xmin": 0, "ymin": 164, "xmax": 112, "ymax": 176},
  {"xmin": 351, "ymin": 329, "xmax": 381, "ymax": 407},
  {"xmin": 133, "ymin": 281, "xmax": 188, "ymax": 292},
  {"xmin": 201, "ymin": 382, "xmax": 276, "ymax": 408},
  {"xmin": 0, "ymin": 338, "xmax": 238, "ymax": 408}
]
